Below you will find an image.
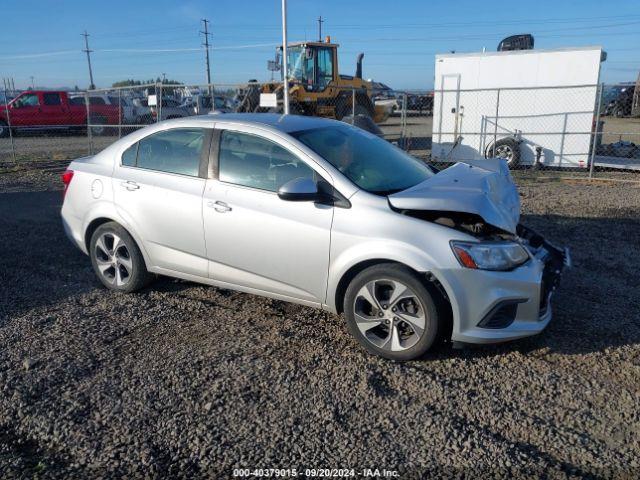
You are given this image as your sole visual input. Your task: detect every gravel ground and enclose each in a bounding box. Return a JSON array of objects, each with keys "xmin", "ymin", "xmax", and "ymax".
[{"xmin": 1, "ymin": 175, "xmax": 639, "ymax": 478}]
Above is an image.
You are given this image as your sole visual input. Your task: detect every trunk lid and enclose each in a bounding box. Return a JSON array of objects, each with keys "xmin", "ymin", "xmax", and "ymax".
[{"xmin": 388, "ymin": 159, "xmax": 520, "ymax": 234}]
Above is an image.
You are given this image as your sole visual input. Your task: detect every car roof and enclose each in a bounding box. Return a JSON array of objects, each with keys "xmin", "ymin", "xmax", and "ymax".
[{"xmin": 168, "ymin": 113, "xmax": 341, "ymax": 133}]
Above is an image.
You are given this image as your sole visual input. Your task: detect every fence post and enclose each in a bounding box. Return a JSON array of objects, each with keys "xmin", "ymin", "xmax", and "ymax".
[
  {"xmin": 3, "ymin": 87, "xmax": 16, "ymax": 163},
  {"xmin": 118, "ymin": 88, "xmax": 122, "ymax": 139},
  {"xmin": 351, "ymin": 88, "xmax": 355, "ymax": 125},
  {"xmin": 589, "ymin": 82, "xmax": 604, "ymax": 180},
  {"xmin": 85, "ymin": 90, "xmax": 93, "ymax": 155},
  {"xmin": 400, "ymin": 93, "xmax": 407, "ymax": 140},
  {"xmin": 157, "ymin": 82, "xmax": 163, "ymax": 123},
  {"xmin": 492, "ymin": 89, "xmax": 501, "ymax": 157}
]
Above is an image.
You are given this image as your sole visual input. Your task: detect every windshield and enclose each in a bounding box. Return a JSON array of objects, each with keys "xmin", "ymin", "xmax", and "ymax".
[
  {"xmin": 291, "ymin": 124, "xmax": 434, "ymax": 195},
  {"xmin": 282, "ymin": 46, "xmax": 313, "ymax": 83}
]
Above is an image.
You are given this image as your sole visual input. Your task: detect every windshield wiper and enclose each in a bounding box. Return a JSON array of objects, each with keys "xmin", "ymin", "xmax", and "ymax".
[{"xmin": 370, "ymin": 187, "xmax": 406, "ymax": 196}]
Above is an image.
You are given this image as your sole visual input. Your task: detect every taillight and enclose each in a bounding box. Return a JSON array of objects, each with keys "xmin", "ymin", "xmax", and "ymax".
[{"xmin": 62, "ymin": 169, "xmax": 74, "ymax": 198}]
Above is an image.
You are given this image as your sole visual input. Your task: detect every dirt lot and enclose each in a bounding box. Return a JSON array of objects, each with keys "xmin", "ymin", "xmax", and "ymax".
[{"xmin": 1, "ymin": 166, "xmax": 639, "ymax": 478}]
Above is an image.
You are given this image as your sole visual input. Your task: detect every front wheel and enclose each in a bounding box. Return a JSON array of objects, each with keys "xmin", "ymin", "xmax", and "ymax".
[
  {"xmin": 344, "ymin": 264, "xmax": 440, "ymax": 361},
  {"xmin": 90, "ymin": 222, "xmax": 153, "ymax": 293}
]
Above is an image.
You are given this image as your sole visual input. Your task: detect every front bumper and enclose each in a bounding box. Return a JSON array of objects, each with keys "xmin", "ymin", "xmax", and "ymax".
[{"xmin": 444, "ymin": 224, "xmax": 569, "ymax": 345}]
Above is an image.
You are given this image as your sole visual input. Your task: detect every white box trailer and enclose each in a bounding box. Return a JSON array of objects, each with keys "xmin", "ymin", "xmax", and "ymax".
[{"xmin": 432, "ymin": 46, "xmax": 604, "ymax": 168}]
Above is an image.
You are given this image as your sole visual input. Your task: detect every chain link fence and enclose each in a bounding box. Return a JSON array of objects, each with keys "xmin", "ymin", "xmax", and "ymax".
[
  {"xmin": 1, "ymin": 80, "xmax": 639, "ymax": 181},
  {"xmin": 424, "ymin": 82, "xmax": 640, "ymax": 179}
]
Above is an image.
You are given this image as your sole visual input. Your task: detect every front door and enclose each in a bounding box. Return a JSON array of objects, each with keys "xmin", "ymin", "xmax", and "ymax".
[
  {"xmin": 8, "ymin": 93, "xmax": 42, "ymax": 127},
  {"xmin": 203, "ymin": 127, "xmax": 333, "ymax": 304}
]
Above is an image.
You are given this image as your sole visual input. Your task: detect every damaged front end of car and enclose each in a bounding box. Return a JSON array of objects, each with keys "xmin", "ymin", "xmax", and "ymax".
[{"xmin": 388, "ymin": 159, "xmax": 570, "ymax": 340}]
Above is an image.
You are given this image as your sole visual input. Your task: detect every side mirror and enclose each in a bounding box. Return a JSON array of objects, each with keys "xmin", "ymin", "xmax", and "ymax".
[{"xmin": 277, "ymin": 177, "xmax": 318, "ymax": 202}]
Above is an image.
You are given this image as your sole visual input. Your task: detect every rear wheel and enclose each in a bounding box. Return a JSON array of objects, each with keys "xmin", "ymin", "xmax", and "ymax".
[
  {"xmin": 344, "ymin": 264, "xmax": 440, "ymax": 361},
  {"xmin": 0, "ymin": 120, "xmax": 8, "ymax": 138},
  {"xmin": 90, "ymin": 222, "xmax": 153, "ymax": 293},
  {"xmin": 89, "ymin": 115, "xmax": 107, "ymax": 136}
]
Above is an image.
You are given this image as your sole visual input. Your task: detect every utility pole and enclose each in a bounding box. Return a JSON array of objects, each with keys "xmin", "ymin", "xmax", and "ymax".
[
  {"xmin": 317, "ymin": 15, "xmax": 324, "ymax": 41},
  {"xmin": 29, "ymin": 76, "xmax": 34, "ymax": 89},
  {"xmin": 281, "ymin": 0, "xmax": 290, "ymax": 114},
  {"xmin": 161, "ymin": 72, "xmax": 166, "ymax": 83},
  {"xmin": 200, "ymin": 19, "xmax": 212, "ymax": 94},
  {"xmin": 82, "ymin": 30, "xmax": 95, "ymax": 89}
]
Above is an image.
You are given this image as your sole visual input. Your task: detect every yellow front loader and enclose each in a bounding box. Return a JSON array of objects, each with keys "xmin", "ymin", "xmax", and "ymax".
[{"xmin": 236, "ymin": 38, "xmax": 389, "ymax": 123}]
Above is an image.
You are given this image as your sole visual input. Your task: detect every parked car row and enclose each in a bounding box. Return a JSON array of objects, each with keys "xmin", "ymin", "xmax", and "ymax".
[
  {"xmin": 371, "ymin": 83, "xmax": 434, "ymax": 116},
  {"xmin": 0, "ymin": 90, "xmax": 121, "ymax": 137},
  {"xmin": 0, "ymin": 89, "xmax": 239, "ymax": 136},
  {"xmin": 602, "ymin": 85, "xmax": 637, "ymax": 118}
]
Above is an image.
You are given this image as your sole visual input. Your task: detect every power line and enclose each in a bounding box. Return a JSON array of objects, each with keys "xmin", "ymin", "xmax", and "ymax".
[
  {"xmin": 171, "ymin": 13, "xmax": 640, "ymax": 30},
  {"xmin": 82, "ymin": 30, "xmax": 95, "ymax": 89},
  {"xmin": 201, "ymin": 19, "xmax": 212, "ymax": 89}
]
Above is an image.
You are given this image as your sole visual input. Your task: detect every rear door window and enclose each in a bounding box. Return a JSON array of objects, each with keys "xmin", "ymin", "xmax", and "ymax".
[
  {"xmin": 122, "ymin": 128, "xmax": 207, "ymax": 177},
  {"xmin": 43, "ymin": 93, "xmax": 62, "ymax": 106}
]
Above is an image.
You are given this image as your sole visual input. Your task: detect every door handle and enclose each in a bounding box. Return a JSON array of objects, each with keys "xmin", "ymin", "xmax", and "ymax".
[
  {"xmin": 208, "ymin": 200, "xmax": 232, "ymax": 213},
  {"xmin": 120, "ymin": 181, "xmax": 140, "ymax": 191}
]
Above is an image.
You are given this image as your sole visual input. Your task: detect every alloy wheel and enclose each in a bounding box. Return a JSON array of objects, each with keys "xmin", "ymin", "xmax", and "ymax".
[
  {"xmin": 495, "ymin": 144, "xmax": 514, "ymax": 163},
  {"xmin": 94, "ymin": 232, "xmax": 133, "ymax": 287},
  {"xmin": 353, "ymin": 279, "xmax": 426, "ymax": 352}
]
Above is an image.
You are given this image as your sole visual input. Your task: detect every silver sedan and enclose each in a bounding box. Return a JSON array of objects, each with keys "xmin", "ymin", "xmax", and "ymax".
[{"xmin": 61, "ymin": 114, "xmax": 569, "ymax": 360}]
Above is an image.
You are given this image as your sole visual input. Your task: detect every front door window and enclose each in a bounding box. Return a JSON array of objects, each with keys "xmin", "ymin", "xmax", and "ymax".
[{"xmin": 12, "ymin": 94, "xmax": 39, "ymax": 108}]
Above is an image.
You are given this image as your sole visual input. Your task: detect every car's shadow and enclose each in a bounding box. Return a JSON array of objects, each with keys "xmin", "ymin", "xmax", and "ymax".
[{"xmin": 2, "ymin": 191, "xmax": 638, "ymax": 358}]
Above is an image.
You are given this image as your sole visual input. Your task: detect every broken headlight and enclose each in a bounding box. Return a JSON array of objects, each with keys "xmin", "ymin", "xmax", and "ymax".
[{"xmin": 450, "ymin": 241, "xmax": 529, "ymax": 271}]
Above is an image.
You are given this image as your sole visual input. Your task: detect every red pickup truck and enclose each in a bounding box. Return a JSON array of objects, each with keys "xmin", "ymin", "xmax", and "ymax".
[{"xmin": 0, "ymin": 90, "xmax": 120, "ymax": 137}]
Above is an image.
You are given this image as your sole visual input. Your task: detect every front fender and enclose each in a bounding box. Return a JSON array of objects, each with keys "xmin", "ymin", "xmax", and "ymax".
[{"xmin": 325, "ymin": 239, "xmax": 456, "ymax": 314}]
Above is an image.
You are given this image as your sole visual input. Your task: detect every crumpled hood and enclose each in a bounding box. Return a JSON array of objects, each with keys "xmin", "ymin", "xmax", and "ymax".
[{"xmin": 388, "ymin": 158, "xmax": 520, "ymax": 234}]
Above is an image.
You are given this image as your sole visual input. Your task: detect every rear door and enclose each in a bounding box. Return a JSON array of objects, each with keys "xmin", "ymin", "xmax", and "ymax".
[
  {"xmin": 40, "ymin": 92, "xmax": 69, "ymax": 126},
  {"xmin": 113, "ymin": 126, "xmax": 213, "ymax": 277}
]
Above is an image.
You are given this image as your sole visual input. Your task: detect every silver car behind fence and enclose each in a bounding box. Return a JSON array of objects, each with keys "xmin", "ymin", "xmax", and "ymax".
[{"xmin": 61, "ymin": 114, "xmax": 569, "ymax": 360}]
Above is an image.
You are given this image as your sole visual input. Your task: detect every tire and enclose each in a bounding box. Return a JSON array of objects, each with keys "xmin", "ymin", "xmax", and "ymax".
[
  {"xmin": 343, "ymin": 264, "xmax": 440, "ymax": 361},
  {"xmin": 347, "ymin": 103, "xmax": 371, "ymax": 119},
  {"xmin": 485, "ymin": 137, "xmax": 520, "ymax": 168},
  {"xmin": 0, "ymin": 120, "xmax": 8, "ymax": 138},
  {"xmin": 89, "ymin": 115, "xmax": 107, "ymax": 136},
  {"xmin": 89, "ymin": 222, "xmax": 153, "ymax": 293}
]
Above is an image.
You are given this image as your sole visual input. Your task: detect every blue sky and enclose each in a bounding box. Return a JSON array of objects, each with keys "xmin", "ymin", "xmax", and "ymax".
[{"xmin": 1, "ymin": 0, "xmax": 639, "ymax": 90}]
